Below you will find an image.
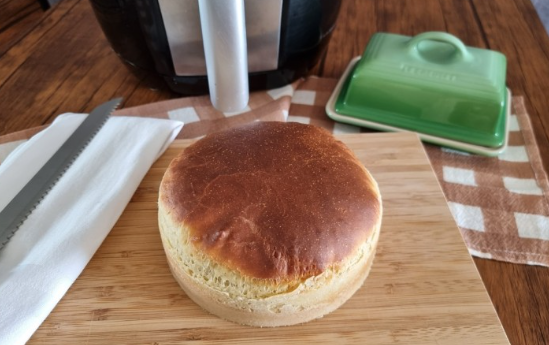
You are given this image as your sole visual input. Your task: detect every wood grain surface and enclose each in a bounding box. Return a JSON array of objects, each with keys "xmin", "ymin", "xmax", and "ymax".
[
  {"xmin": 27, "ymin": 133, "xmax": 509, "ymax": 345},
  {"xmin": 0, "ymin": 0, "xmax": 41, "ymax": 51},
  {"xmin": 0, "ymin": 1, "xmax": 548, "ymax": 344}
]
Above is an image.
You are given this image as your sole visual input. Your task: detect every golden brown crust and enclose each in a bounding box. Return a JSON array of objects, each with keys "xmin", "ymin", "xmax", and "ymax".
[{"xmin": 159, "ymin": 122, "xmax": 381, "ymax": 281}]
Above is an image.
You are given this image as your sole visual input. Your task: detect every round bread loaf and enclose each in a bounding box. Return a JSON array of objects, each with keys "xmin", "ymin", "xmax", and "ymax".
[{"xmin": 158, "ymin": 122, "xmax": 382, "ymax": 327}]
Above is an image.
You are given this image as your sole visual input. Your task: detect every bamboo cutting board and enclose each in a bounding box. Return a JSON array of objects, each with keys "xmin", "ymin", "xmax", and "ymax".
[{"xmin": 28, "ymin": 132, "xmax": 509, "ymax": 344}]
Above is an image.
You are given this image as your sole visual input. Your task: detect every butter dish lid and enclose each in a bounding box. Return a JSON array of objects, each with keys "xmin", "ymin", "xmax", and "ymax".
[
  {"xmin": 326, "ymin": 57, "xmax": 511, "ymax": 157},
  {"xmin": 333, "ymin": 32, "xmax": 508, "ymax": 149}
]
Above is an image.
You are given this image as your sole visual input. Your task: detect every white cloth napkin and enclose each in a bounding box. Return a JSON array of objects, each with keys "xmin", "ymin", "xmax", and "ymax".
[{"xmin": 0, "ymin": 113, "xmax": 183, "ymax": 345}]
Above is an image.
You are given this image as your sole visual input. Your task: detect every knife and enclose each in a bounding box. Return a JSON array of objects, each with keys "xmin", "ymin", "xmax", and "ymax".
[{"xmin": 0, "ymin": 98, "xmax": 122, "ymax": 250}]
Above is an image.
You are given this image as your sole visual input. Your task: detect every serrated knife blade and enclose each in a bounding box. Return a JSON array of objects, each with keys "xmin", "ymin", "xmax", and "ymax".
[{"xmin": 0, "ymin": 98, "xmax": 122, "ymax": 250}]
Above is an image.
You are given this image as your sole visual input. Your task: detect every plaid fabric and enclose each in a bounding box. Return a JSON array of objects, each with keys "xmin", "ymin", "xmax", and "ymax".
[{"xmin": 1, "ymin": 77, "xmax": 548, "ymax": 266}]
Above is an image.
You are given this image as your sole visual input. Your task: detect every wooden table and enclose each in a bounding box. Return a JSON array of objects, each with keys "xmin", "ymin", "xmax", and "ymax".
[{"xmin": 0, "ymin": 0, "xmax": 548, "ymax": 344}]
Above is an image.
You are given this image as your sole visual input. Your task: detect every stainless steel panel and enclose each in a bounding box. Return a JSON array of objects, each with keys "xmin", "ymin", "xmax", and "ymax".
[{"xmin": 158, "ymin": 0, "xmax": 283, "ymax": 76}]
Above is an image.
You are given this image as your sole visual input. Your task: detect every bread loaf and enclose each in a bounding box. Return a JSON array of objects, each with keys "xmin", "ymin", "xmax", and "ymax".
[{"xmin": 158, "ymin": 122, "xmax": 382, "ymax": 326}]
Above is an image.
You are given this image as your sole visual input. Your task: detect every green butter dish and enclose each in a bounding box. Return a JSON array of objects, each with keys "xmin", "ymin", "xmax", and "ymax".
[{"xmin": 326, "ymin": 31, "xmax": 510, "ymax": 156}]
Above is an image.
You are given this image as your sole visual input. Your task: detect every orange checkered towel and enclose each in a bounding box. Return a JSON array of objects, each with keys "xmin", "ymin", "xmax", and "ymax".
[{"xmin": 1, "ymin": 77, "xmax": 548, "ymax": 266}]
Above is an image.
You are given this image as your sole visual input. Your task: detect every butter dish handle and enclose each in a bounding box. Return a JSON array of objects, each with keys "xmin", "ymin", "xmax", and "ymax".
[{"xmin": 408, "ymin": 31, "xmax": 473, "ymax": 62}]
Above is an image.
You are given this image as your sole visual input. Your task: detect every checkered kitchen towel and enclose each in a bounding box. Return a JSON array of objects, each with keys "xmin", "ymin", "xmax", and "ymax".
[{"xmin": 1, "ymin": 77, "xmax": 548, "ymax": 266}]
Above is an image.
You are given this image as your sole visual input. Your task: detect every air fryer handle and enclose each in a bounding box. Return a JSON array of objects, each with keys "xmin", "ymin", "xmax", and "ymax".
[{"xmin": 198, "ymin": 0, "xmax": 249, "ymax": 113}]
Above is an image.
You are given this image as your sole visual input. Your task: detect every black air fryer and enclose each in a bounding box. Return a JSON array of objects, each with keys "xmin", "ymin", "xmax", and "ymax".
[{"xmin": 89, "ymin": 0, "xmax": 341, "ymax": 112}]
